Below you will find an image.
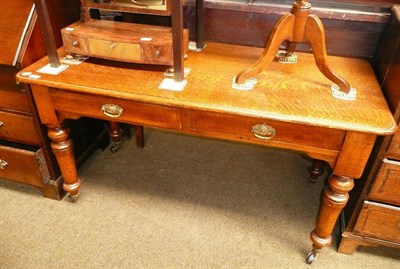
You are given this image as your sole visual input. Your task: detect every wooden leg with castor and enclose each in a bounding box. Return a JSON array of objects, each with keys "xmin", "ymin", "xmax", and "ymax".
[{"xmin": 307, "ymin": 175, "xmax": 354, "ymax": 264}]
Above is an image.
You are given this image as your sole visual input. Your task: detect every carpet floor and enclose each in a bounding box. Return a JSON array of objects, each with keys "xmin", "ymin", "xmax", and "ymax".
[{"xmin": 1, "ymin": 128, "xmax": 399, "ymax": 268}]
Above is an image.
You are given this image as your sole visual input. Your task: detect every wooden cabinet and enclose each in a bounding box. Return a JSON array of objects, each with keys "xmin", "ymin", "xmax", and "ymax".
[
  {"xmin": 338, "ymin": 5, "xmax": 400, "ymax": 254},
  {"xmin": 0, "ymin": 0, "xmax": 107, "ymax": 200},
  {"xmin": 61, "ymin": 20, "xmax": 189, "ymax": 65}
]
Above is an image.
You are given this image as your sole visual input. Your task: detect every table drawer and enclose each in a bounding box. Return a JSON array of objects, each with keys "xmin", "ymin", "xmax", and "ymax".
[
  {"xmin": 0, "ymin": 110, "xmax": 39, "ymax": 145},
  {"xmin": 188, "ymin": 110, "xmax": 345, "ymax": 151},
  {"xmin": 354, "ymin": 201, "xmax": 400, "ymax": 243},
  {"xmin": 0, "ymin": 142, "xmax": 50, "ymax": 187},
  {"xmin": 51, "ymin": 90, "xmax": 182, "ymax": 130},
  {"xmin": 368, "ymin": 159, "xmax": 400, "ymax": 206}
]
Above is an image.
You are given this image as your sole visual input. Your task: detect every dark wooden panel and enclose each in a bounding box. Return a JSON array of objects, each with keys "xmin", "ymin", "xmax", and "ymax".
[{"xmin": 183, "ymin": 0, "xmax": 390, "ymax": 60}]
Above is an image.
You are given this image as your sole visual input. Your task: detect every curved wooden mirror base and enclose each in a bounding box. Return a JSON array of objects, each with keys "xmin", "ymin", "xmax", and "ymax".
[{"xmin": 236, "ymin": 0, "xmax": 350, "ymax": 94}]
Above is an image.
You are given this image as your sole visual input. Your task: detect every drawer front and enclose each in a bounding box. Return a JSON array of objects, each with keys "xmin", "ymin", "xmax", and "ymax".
[
  {"xmin": 88, "ymin": 39, "xmax": 141, "ymax": 62},
  {"xmin": 51, "ymin": 90, "xmax": 182, "ymax": 130},
  {"xmin": 0, "ymin": 110, "xmax": 39, "ymax": 145},
  {"xmin": 387, "ymin": 131, "xmax": 400, "ymax": 159},
  {"xmin": 368, "ymin": 159, "xmax": 400, "ymax": 206},
  {"xmin": 62, "ymin": 34, "xmax": 89, "ymax": 55},
  {"xmin": 142, "ymin": 43, "xmax": 173, "ymax": 64},
  {"xmin": 188, "ymin": 110, "xmax": 345, "ymax": 151},
  {"xmin": 0, "ymin": 86, "xmax": 31, "ymax": 113},
  {"xmin": 354, "ymin": 201, "xmax": 400, "ymax": 243},
  {"xmin": 0, "ymin": 144, "xmax": 50, "ymax": 187}
]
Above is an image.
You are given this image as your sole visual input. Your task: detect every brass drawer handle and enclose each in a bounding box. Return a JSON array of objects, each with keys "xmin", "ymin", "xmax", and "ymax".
[
  {"xmin": 101, "ymin": 104, "xmax": 123, "ymax": 118},
  {"xmin": 0, "ymin": 159, "xmax": 8, "ymax": 169},
  {"xmin": 0, "ymin": 121, "xmax": 3, "ymax": 127},
  {"xmin": 72, "ymin": 41, "xmax": 79, "ymax": 47},
  {"xmin": 251, "ymin": 124, "xmax": 276, "ymax": 140}
]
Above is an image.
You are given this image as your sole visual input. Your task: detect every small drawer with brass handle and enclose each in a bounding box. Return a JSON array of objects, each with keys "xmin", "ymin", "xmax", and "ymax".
[
  {"xmin": 51, "ymin": 90, "xmax": 182, "ymax": 129},
  {"xmin": 188, "ymin": 110, "xmax": 345, "ymax": 151},
  {"xmin": 61, "ymin": 34, "xmax": 89, "ymax": 55},
  {"xmin": 101, "ymin": 104, "xmax": 123, "ymax": 118}
]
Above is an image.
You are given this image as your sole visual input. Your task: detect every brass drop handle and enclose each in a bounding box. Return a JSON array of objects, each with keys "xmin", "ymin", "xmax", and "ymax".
[
  {"xmin": 101, "ymin": 104, "xmax": 123, "ymax": 118},
  {"xmin": 0, "ymin": 121, "xmax": 3, "ymax": 127},
  {"xmin": 251, "ymin": 124, "xmax": 276, "ymax": 140},
  {"xmin": 72, "ymin": 41, "xmax": 79, "ymax": 47},
  {"xmin": 0, "ymin": 159, "xmax": 8, "ymax": 169}
]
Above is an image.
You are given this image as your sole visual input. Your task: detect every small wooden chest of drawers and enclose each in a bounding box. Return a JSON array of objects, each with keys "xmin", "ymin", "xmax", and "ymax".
[
  {"xmin": 338, "ymin": 5, "xmax": 400, "ymax": 254},
  {"xmin": 61, "ymin": 20, "xmax": 189, "ymax": 65},
  {"xmin": 0, "ymin": 0, "xmax": 107, "ymax": 200}
]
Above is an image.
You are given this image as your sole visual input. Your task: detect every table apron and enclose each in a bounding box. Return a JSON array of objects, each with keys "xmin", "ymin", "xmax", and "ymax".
[{"xmin": 50, "ymin": 89, "xmax": 344, "ymax": 163}]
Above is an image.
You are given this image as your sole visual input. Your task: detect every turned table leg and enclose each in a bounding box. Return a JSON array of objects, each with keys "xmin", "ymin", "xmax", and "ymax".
[
  {"xmin": 308, "ymin": 159, "xmax": 325, "ymax": 184},
  {"xmin": 107, "ymin": 121, "xmax": 122, "ymax": 153},
  {"xmin": 307, "ymin": 175, "xmax": 354, "ymax": 263},
  {"xmin": 48, "ymin": 124, "xmax": 81, "ymax": 201}
]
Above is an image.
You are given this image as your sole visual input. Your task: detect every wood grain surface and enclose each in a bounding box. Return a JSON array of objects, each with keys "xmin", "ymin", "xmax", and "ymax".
[{"xmin": 17, "ymin": 42, "xmax": 396, "ymax": 135}]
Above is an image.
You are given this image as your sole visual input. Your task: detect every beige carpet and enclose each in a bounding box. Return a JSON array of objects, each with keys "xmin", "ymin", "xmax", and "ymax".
[{"xmin": 1, "ymin": 128, "xmax": 399, "ymax": 268}]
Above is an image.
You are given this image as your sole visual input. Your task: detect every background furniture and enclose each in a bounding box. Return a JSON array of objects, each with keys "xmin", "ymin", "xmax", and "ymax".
[
  {"xmin": 183, "ymin": 0, "xmax": 397, "ymax": 61},
  {"xmin": 338, "ymin": 5, "xmax": 400, "ymax": 254},
  {"xmin": 0, "ymin": 0, "xmax": 107, "ymax": 200}
]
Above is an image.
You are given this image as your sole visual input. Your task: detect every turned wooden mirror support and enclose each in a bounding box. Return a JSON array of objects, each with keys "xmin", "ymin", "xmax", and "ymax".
[{"xmin": 236, "ymin": 0, "xmax": 350, "ymax": 93}]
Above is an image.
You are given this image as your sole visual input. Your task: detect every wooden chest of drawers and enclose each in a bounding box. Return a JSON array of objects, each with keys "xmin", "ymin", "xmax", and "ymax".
[
  {"xmin": 0, "ymin": 0, "xmax": 107, "ymax": 200},
  {"xmin": 61, "ymin": 20, "xmax": 189, "ymax": 65},
  {"xmin": 338, "ymin": 5, "xmax": 400, "ymax": 254}
]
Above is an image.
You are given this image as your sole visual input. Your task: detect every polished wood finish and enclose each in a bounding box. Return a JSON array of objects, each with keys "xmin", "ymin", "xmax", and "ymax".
[
  {"xmin": 338, "ymin": 5, "xmax": 400, "ymax": 254},
  {"xmin": 17, "ymin": 42, "xmax": 395, "ymax": 259}
]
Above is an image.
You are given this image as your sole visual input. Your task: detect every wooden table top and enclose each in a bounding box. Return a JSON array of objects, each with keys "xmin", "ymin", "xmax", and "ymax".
[{"xmin": 17, "ymin": 42, "xmax": 396, "ymax": 135}]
